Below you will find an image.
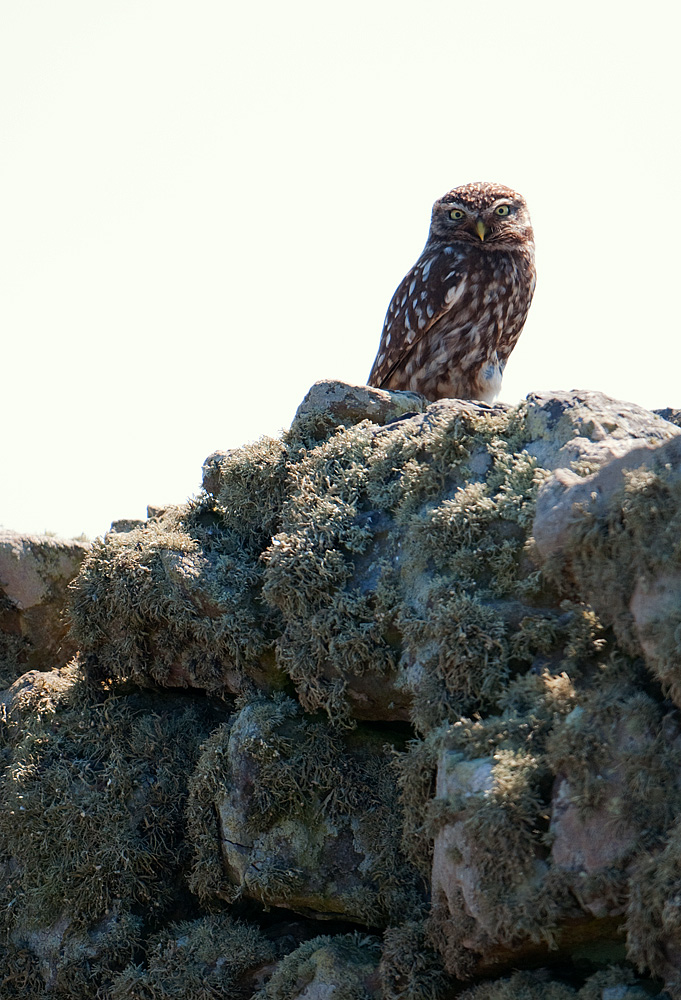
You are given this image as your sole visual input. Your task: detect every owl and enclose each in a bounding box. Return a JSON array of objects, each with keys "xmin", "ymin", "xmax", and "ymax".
[{"xmin": 368, "ymin": 182, "xmax": 536, "ymax": 403}]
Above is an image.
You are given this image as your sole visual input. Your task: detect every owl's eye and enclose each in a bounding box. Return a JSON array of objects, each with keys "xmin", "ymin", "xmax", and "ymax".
[
  {"xmin": 495, "ymin": 205, "xmax": 511, "ymax": 217},
  {"xmin": 449, "ymin": 209, "xmax": 465, "ymax": 220}
]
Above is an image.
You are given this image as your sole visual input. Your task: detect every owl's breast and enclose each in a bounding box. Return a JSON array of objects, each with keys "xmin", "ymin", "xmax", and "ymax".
[
  {"xmin": 425, "ymin": 249, "xmax": 534, "ymax": 400},
  {"xmin": 468, "ymin": 250, "xmax": 535, "ymax": 352}
]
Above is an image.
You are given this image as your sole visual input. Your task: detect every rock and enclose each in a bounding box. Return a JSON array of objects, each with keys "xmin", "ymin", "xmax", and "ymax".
[
  {"xmin": 146, "ymin": 503, "xmax": 169, "ymax": 519},
  {"xmin": 523, "ymin": 390, "xmax": 679, "ymax": 472},
  {"xmin": 69, "ymin": 500, "xmax": 284, "ymax": 696},
  {"xmin": 420, "ymin": 654, "xmax": 681, "ymax": 985},
  {"xmin": 0, "ymin": 666, "xmax": 221, "ymax": 995},
  {"xmin": 549, "ymin": 775, "xmax": 636, "ymax": 915},
  {"xmin": 655, "ymin": 406, "xmax": 681, "ymax": 428},
  {"xmin": 202, "ymin": 448, "xmax": 233, "ymax": 496},
  {"xmin": 546, "ymin": 694, "xmax": 681, "ymax": 920},
  {"xmin": 185, "ymin": 696, "xmax": 424, "ymax": 925},
  {"xmin": 0, "ymin": 529, "xmax": 91, "ymax": 684},
  {"xmin": 629, "ymin": 571, "xmax": 681, "ymax": 678},
  {"xmin": 290, "ymin": 378, "xmax": 428, "ymax": 440},
  {"xmin": 255, "ymin": 933, "xmax": 383, "ymax": 1000},
  {"xmin": 533, "ymin": 433, "xmax": 681, "ymax": 705},
  {"xmin": 0, "ymin": 663, "xmax": 77, "ymax": 736},
  {"xmin": 109, "ymin": 913, "xmax": 277, "ymax": 1000},
  {"xmin": 428, "ymin": 735, "xmax": 566, "ymax": 977},
  {"xmin": 109, "ymin": 518, "xmax": 146, "ymax": 532},
  {"xmin": 533, "ymin": 435, "xmax": 681, "ymax": 566}
]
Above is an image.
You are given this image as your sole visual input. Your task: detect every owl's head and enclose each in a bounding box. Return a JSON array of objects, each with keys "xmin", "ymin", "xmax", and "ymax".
[{"xmin": 429, "ymin": 181, "xmax": 533, "ymax": 251}]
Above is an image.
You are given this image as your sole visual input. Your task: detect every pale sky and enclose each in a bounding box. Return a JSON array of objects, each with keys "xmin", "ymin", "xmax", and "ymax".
[{"xmin": 2, "ymin": 1, "xmax": 679, "ymax": 539}]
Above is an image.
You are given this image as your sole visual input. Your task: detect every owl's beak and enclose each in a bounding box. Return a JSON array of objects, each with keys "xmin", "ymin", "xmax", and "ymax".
[{"xmin": 476, "ymin": 219, "xmax": 489, "ymax": 241}]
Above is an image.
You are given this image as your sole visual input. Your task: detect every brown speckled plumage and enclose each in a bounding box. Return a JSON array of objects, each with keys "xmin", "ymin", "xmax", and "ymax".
[{"xmin": 368, "ymin": 182, "xmax": 536, "ymax": 402}]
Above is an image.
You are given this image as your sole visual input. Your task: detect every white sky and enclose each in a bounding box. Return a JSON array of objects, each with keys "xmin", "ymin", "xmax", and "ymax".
[{"xmin": 2, "ymin": 1, "xmax": 679, "ymax": 539}]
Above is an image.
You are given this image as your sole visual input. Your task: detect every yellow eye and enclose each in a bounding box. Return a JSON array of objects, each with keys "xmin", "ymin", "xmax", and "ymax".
[
  {"xmin": 495, "ymin": 205, "xmax": 511, "ymax": 217},
  {"xmin": 449, "ymin": 209, "xmax": 465, "ymax": 220}
]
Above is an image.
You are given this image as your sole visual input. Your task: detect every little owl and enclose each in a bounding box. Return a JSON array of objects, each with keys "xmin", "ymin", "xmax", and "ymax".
[{"xmin": 368, "ymin": 181, "xmax": 535, "ymax": 403}]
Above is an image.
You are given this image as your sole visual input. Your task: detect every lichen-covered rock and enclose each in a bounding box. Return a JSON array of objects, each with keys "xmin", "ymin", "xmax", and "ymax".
[
  {"xmin": 186, "ymin": 695, "xmax": 425, "ymax": 925},
  {"xmin": 109, "ymin": 913, "xmax": 278, "ymax": 1000},
  {"xmin": 655, "ymin": 406, "xmax": 681, "ymax": 428},
  {"xmin": 456, "ymin": 968, "xmax": 652, "ymax": 1000},
  {"xmin": 398, "ymin": 655, "xmax": 681, "ymax": 987},
  {"xmin": 68, "ymin": 385, "xmax": 680, "ymax": 733},
  {"xmin": 290, "ymin": 379, "xmax": 429, "ymax": 443},
  {"xmin": 0, "ymin": 661, "xmax": 78, "ymax": 735},
  {"xmin": 0, "ymin": 664, "xmax": 223, "ymax": 995},
  {"xmin": 534, "ymin": 434, "xmax": 681, "ymax": 703},
  {"xmin": 523, "ymin": 390, "xmax": 679, "ymax": 472},
  {"xmin": 255, "ymin": 932, "xmax": 383, "ymax": 1000},
  {"xmin": 263, "ymin": 397, "xmax": 551, "ymax": 727},
  {"xmin": 546, "ymin": 684, "xmax": 681, "ymax": 919},
  {"xmin": 421, "ymin": 670, "xmax": 579, "ymax": 977},
  {"xmin": 263, "ymin": 388, "xmax": 678, "ymax": 729},
  {"xmin": 0, "ymin": 529, "xmax": 91, "ymax": 685},
  {"xmin": 69, "ymin": 496, "xmax": 285, "ymax": 696}
]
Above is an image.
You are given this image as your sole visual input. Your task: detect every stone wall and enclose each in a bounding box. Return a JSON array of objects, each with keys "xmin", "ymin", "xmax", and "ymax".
[{"xmin": 1, "ymin": 381, "xmax": 680, "ymax": 998}]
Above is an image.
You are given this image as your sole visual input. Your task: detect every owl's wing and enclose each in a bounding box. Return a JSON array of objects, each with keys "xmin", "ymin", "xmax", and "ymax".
[{"xmin": 368, "ymin": 246, "xmax": 465, "ymax": 389}]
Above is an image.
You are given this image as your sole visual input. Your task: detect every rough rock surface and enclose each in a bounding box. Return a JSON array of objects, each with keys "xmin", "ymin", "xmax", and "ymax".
[
  {"xmin": 533, "ymin": 431, "xmax": 681, "ymax": 703},
  {"xmin": 0, "ymin": 528, "xmax": 91, "ymax": 686},
  {"xmin": 0, "ymin": 663, "xmax": 227, "ymax": 995},
  {"xmin": 1, "ymin": 381, "xmax": 680, "ymax": 999},
  {"xmin": 255, "ymin": 932, "xmax": 383, "ymax": 1000},
  {"xmin": 186, "ymin": 696, "xmax": 424, "ymax": 923}
]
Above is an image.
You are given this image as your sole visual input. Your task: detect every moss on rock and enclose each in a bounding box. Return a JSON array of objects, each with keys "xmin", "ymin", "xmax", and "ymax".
[
  {"xmin": 109, "ymin": 912, "xmax": 277, "ymax": 1000},
  {"xmin": 263, "ymin": 400, "xmax": 551, "ymax": 728},
  {"xmin": 255, "ymin": 931, "xmax": 382, "ymax": 1000},
  {"xmin": 0, "ymin": 664, "xmax": 221, "ymax": 994},
  {"xmin": 70, "ymin": 488, "xmax": 283, "ymax": 697},
  {"xmin": 186, "ymin": 695, "xmax": 425, "ymax": 925},
  {"xmin": 380, "ymin": 918, "xmax": 451, "ymax": 1000}
]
